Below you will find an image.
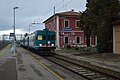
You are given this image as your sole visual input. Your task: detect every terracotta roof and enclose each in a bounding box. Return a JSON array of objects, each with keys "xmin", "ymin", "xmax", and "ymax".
[
  {"xmin": 56, "ymin": 11, "xmax": 80, "ymax": 16},
  {"xmin": 43, "ymin": 11, "xmax": 80, "ymax": 23},
  {"xmin": 112, "ymin": 20, "xmax": 120, "ymax": 25}
]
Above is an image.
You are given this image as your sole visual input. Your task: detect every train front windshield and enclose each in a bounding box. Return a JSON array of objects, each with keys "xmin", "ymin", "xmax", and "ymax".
[
  {"xmin": 40, "ymin": 35, "xmax": 55, "ymax": 40},
  {"xmin": 38, "ymin": 35, "xmax": 42, "ymax": 40}
]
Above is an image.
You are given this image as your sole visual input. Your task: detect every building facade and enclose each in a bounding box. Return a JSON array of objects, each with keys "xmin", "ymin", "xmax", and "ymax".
[{"xmin": 43, "ymin": 11, "xmax": 96, "ymax": 47}]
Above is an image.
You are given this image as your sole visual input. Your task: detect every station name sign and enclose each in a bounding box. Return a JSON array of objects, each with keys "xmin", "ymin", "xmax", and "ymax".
[{"xmin": 62, "ymin": 28, "xmax": 72, "ymax": 31}]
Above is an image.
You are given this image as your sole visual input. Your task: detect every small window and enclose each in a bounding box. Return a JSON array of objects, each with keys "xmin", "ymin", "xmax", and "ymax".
[
  {"xmin": 51, "ymin": 35, "xmax": 55, "ymax": 40},
  {"xmin": 31, "ymin": 36, "xmax": 35, "ymax": 41},
  {"xmin": 23, "ymin": 39, "xmax": 25, "ymax": 44},
  {"xmin": 64, "ymin": 20, "xmax": 69, "ymax": 28},
  {"xmin": 76, "ymin": 20, "xmax": 80, "ymax": 28},
  {"xmin": 43, "ymin": 35, "xmax": 46, "ymax": 40},
  {"xmin": 48, "ymin": 35, "xmax": 50, "ymax": 40},
  {"xmin": 38, "ymin": 35, "xmax": 42, "ymax": 40}
]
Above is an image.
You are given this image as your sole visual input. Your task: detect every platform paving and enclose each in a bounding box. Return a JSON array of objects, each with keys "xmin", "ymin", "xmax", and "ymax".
[
  {"xmin": 0, "ymin": 45, "xmax": 87, "ymax": 80},
  {"xmin": 0, "ymin": 45, "xmax": 61, "ymax": 80},
  {"xmin": 0, "ymin": 45, "xmax": 17, "ymax": 80}
]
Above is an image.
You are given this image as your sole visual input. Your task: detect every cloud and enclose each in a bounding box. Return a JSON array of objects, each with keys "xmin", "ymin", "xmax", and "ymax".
[
  {"xmin": 0, "ymin": 29, "xmax": 28, "ymax": 35},
  {"xmin": 0, "ymin": 0, "xmax": 86, "ymax": 33}
]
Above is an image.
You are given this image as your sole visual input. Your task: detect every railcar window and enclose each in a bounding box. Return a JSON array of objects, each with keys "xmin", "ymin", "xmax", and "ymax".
[
  {"xmin": 48, "ymin": 35, "xmax": 50, "ymax": 40},
  {"xmin": 43, "ymin": 35, "xmax": 46, "ymax": 40},
  {"xmin": 23, "ymin": 39, "xmax": 25, "ymax": 44},
  {"xmin": 33, "ymin": 36, "xmax": 35, "ymax": 41},
  {"xmin": 38, "ymin": 35, "xmax": 42, "ymax": 40},
  {"xmin": 51, "ymin": 35, "xmax": 55, "ymax": 40}
]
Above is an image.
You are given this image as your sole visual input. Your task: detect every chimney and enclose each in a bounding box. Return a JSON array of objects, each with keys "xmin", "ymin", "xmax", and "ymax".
[{"xmin": 71, "ymin": 9, "xmax": 74, "ymax": 12}]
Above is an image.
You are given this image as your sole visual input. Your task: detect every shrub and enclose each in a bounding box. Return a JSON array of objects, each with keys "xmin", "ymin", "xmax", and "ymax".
[{"xmin": 66, "ymin": 44, "xmax": 71, "ymax": 48}]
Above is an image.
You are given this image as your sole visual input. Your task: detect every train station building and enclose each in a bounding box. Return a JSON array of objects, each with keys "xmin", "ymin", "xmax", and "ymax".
[{"xmin": 43, "ymin": 10, "xmax": 97, "ymax": 48}]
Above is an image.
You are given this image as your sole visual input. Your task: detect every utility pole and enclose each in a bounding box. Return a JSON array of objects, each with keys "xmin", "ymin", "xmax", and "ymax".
[
  {"xmin": 54, "ymin": 7, "xmax": 60, "ymax": 48},
  {"xmin": 54, "ymin": 7, "xmax": 57, "ymax": 48},
  {"xmin": 54, "ymin": 7, "xmax": 56, "ymax": 30},
  {"xmin": 29, "ymin": 25, "xmax": 31, "ymax": 33}
]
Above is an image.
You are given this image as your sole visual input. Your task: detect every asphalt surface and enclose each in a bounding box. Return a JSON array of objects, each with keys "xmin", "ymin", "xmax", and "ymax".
[
  {"xmin": 0, "ymin": 45, "xmax": 17, "ymax": 80},
  {"xmin": 0, "ymin": 45, "xmax": 87, "ymax": 80}
]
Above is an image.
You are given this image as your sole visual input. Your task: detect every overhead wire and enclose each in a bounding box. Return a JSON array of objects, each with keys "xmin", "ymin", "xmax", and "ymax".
[
  {"xmin": 56, "ymin": 0, "xmax": 73, "ymax": 12},
  {"xmin": 32, "ymin": 0, "xmax": 63, "ymax": 23},
  {"xmin": 31, "ymin": 0, "xmax": 73, "ymax": 24}
]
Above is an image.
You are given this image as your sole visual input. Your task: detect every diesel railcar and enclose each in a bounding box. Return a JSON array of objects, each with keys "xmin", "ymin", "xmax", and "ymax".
[{"xmin": 21, "ymin": 28, "xmax": 56, "ymax": 55}]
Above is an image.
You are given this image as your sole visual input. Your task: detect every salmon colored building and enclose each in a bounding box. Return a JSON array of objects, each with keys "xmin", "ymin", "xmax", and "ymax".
[
  {"xmin": 113, "ymin": 20, "xmax": 120, "ymax": 54},
  {"xmin": 43, "ymin": 11, "xmax": 97, "ymax": 48}
]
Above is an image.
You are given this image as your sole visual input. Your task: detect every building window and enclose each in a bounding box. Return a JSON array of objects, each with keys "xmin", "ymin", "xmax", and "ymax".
[
  {"xmin": 76, "ymin": 37, "xmax": 81, "ymax": 44},
  {"xmin": 75, "ymin": 20, "xmax": 80, "ymax": 28},
  {"xmin": 65, "ymin": 37, "xmax": 68, "ymax": 44},
  {"xmin": 64, "ymin": 20, "xmax": 69, "ymax": 28}
]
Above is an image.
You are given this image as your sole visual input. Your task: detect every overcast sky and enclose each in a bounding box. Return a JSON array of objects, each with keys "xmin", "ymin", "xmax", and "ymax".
[{"xmin": 0, "ymin": 0, "xmax": 86, "ymax": 35}]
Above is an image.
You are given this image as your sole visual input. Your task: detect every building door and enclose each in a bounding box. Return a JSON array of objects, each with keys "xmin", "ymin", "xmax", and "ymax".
[
  {"xmin": 76, "ymin": 37, "xmax": 80, "ymax": 44},
  {"xmin": 65, "ymin": 37, "xmax": 68, "ymax": 44},
  {"xmin": 115, "ymin": 31, "xmax": 120, "ymax": 54}
]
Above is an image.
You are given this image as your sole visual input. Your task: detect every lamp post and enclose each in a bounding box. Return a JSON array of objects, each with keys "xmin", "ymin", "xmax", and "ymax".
[{"xmin": 13, "ymin": 7, "xmax": 18, "ymax": 55}]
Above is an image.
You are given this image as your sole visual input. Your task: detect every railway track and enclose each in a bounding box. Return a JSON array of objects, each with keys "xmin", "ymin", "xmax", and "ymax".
[
  {"xmin": 24, "ymin": 48, "xmax": 120, "ymax": 80},
  {"xmin": 43, "ymin": 55, "xmax": 120, "ymax": 80}
]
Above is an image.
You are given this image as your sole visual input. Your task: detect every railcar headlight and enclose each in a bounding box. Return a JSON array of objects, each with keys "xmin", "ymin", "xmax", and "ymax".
[
  {"xmin": 52, "ymin": 44, "xmax": 54, "ymax": 46},
  {"xmin": 39, "ymin": 44, "xmax": 42, "ymax": 46}
]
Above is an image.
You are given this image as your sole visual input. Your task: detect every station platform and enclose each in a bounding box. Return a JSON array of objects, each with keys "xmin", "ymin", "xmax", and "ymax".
[
  {"xmin": 55, "ymin": 49, "xmax": 120, "ymax": 73},
  {"xmin": 0, "ymin": 45, "xmax": 86, "ymax": 80}
]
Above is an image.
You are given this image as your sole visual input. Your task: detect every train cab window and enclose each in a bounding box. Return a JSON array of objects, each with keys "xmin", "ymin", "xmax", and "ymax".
[
  {"xmin": 48, "ymin": 35, "xmax": 50, "ymax": 40},
  {"xmin": 38, "ymin": 35, "xmax": 42, "ymax": 40},
  {"xmin": 51, "ymin": 35, "xmax": 55, "ymax": 40},
  {"xmin": 43, "ymin": 35, "xmax": 46, "ymax": 40}
]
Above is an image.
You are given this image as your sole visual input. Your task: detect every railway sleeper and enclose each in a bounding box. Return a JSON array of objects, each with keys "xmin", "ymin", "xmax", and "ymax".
[
  {"xmin": 78, "ymin": 69, "xmax": 86, "ymax": 72},
  {"xmin": 91, "ymin": 75, "xmax": 106, "ymax": 80},
  {"xmin": 83, "ymin": 73, "xmax": 104, "ymax": 79},
  {"xmin": 82, "ymin": 72, "xmax": 95, "ymax": 76},
  {"xmin": 79, "ymin": 71, "xmax": 87, "ymax": 74},
  {"xmin": 70, "ymin": 68, "xmax": 76, "ymax": 71},
  {"xmin": 69, "ymin": 66, "xmax": 82, "ymax": 70},
  {"xmin": 93, "ymin": 77, "xmax": 107, "ymax": 80}
]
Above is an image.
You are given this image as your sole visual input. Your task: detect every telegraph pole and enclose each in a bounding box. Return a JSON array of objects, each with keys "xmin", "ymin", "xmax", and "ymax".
[{"xmin": 54, "ymin": 7, "xmax": 57, "ymax": 48}]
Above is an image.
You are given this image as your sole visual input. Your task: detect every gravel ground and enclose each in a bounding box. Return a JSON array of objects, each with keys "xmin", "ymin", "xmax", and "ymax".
[
  {"xmin": 80, "ymin": 53, "xmax": 120, "ymax": 62},
  {"xmin": 55, "ymin": 48, "xmax": 120, "ymax": 63}
]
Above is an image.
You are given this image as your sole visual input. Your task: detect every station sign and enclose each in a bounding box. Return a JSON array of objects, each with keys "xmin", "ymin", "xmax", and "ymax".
[
  {"xmin": 62, "ymin": 28, "xmax": 72, "ymax": 31},
  {"xmin": 10, "ymin": 33, "xmax": 14, "ymax": 37}
]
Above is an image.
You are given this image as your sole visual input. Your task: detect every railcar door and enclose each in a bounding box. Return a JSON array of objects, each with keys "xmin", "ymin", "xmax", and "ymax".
[
  {"xmin": 27, "ymin": 37, "xmax": 29, "ymax": 48},
  {"xmin": 47, "ymin": 30, "xmax": 56, "ymax": 47}
]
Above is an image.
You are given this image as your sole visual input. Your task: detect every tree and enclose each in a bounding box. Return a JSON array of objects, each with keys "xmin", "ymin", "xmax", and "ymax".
[
  {"xmin": 80, "ymin": 0, "xmax": 120, "ymax": 52},
  {"xmin": 80, "ymin": 10, "xmax": 95, "ymax": 47},
  {"xmin": 24, "ymin": 33, "xmax": 28, "ymax": 37},
  {"xmin": 79, "ymin": 1, "xmax": 97, "ymax": 47}
]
